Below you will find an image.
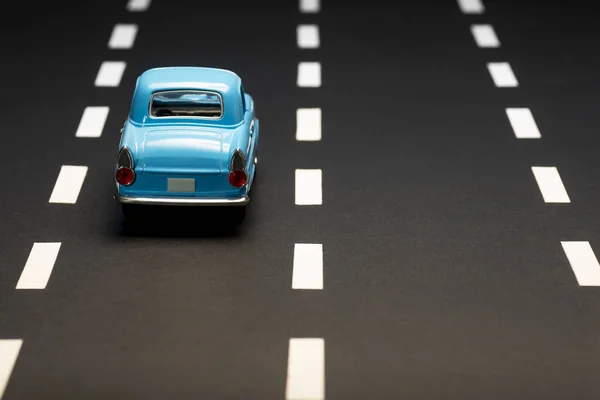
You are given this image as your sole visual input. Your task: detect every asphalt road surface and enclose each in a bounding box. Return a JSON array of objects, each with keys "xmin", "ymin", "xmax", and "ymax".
[{"xmin": 1, "ymin": 0, "xmax": 600, "ymax": 399}]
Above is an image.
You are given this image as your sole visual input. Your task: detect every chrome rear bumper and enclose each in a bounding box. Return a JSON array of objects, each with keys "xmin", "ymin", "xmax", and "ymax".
[{"xmin": 115, "ymin": 194, "xmax": 249, "ymax": 206}]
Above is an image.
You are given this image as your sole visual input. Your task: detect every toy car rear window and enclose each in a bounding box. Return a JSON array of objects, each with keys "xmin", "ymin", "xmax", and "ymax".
[{"xmin": 150, "ymin": 90, "xmax": 222, "ymax": 118}]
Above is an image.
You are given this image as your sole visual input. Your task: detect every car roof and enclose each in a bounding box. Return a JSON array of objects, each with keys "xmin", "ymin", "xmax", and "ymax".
[
  {"xmin": 129, "ymin": 66, "xmax": 245, "ymax": 127},
  {"xmin": 138, "ymin": 67, "xmax": 241, "ymax": 93}
]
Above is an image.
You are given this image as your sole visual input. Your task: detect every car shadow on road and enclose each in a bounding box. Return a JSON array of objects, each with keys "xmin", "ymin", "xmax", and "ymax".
[{"xmin": 116, "ymin": 205, "xmax": 247, "ymax": 238}]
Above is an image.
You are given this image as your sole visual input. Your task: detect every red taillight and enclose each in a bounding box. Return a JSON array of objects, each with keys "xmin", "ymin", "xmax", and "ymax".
[
  {"xmin": 116, "ymin": 167, "xmax": 135, "ymax": 186},
  {"xmin": 228, "ymin": 169, "xmax": 247, "ymax": 188}
]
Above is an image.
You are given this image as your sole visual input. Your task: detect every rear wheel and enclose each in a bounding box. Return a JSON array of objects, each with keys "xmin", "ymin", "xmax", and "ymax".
[
  {"xmin": 121, "ymin": 203, "xmax": 133, "ymax": 216},
  {"xmin": 121, "ymin": 204, "xmax": 141, "ymax": 224},
  {"xmin": 230, "ymin": 205, "xmax": 246, "ymax": 225}
]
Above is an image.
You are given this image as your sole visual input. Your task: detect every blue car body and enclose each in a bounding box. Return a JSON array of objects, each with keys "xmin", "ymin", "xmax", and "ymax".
[{"xmin": 114, "ymin": 67, "xmax": 259, "ymax": 207}]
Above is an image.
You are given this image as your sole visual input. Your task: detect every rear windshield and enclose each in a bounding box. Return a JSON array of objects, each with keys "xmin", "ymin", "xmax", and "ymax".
[{"xmin": 149, "ymin": 90, "xmax": 222, "ymax": 118}]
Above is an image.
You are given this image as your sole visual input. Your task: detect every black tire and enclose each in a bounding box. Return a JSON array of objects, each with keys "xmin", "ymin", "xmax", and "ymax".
[
  {"xmin": 230, "ymin": 205, "xmax": 246, "ymax": 225},
  {"xmin": 121, "ymin": 204, "xmax": 140, "ymax": 224},
  {"xmin": 122, "ymin": 203, "xmax": 133, "ymax": 216}
]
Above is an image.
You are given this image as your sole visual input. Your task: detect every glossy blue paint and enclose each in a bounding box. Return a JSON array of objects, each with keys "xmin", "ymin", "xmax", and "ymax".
[
  {"xmin": 115, "ymin": 67, "xmax": 259, "ymax": 206},
  {"xmin": 129, "ymin": 67, "xmax": 245, "ymax": 127}
]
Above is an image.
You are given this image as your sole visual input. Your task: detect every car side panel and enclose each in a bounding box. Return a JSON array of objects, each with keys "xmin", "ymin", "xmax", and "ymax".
[
  {"xmin": 247, "ymin": 117, "xmax": 259, "ymax": 191},
  {"xmin": 244, "ymin": 93, "xmax": 254, "ymax": 114}
]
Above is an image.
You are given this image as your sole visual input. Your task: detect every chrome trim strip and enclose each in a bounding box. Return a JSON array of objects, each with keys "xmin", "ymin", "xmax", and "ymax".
[{"xmin": 115, "ymin": 194, "xmax": 249, "ymax": 206}]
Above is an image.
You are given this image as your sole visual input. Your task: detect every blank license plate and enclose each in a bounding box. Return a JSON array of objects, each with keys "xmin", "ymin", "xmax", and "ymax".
[{"xmin": 168, "ymin": 178, "xmax": 195, "ymax": 192}]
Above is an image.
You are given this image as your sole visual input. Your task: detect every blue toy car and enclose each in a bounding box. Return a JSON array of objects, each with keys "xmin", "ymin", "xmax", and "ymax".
[{"xmin": 114, "ymin": 67, "xmax": 259, "ymax": 223}]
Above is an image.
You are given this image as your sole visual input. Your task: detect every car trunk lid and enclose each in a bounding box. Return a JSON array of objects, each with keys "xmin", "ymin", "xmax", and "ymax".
[{"xmin": 141, "ymin": 129, "xmax": 224, "ymax": 174}]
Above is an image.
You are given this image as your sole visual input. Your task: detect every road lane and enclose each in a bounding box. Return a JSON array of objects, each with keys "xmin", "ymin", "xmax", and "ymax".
[
  {"xmin": 2, "ymin": 0, "xmax": 308, "ymax": 398},
  {"xmin": 481, "ymin": 0, "xmax": 600, "ymax": 233},
  {"xmin": 0, "ymin": 1, "xmax": 130, "ymax": 300},
  {"xmin": 296, "ymin": 0, "xmax": 600, "ymax": 398}
]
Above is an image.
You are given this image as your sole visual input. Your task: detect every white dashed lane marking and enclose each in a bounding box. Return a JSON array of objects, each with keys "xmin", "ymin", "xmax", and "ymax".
[
  {"xmin": 296, "ymin": 108, "xmax": 321, "ymax": 141},
  {"xmin": 487, "ymin": 62, "xmax": 518, "ymax": 87},
  {"xmin": 16, "ymin": 243, "xmax": 61, "ymax": 290},
  {"xmin": 292, "ymin": 244, "xmax": 323, "ymax": 290},
  {"xmin": 297, "ymin": 25, "xmax": 320, "ymax": 49},
  {"xmin": 561, "ymin": 241, "xmax": 600, "ymax": 286},
  {"xmin": 286, "ymin": 338, "xmax": 325, "ymax": 400},
  {"xmin": 297, "ymin": 62, "xmax": 321, "ymax": 87},
  {"xmin": 531, "ymin": 166, "xmax": 570, "ymax": 203},
  {"xmin": 295, "ymin": 169, "xmax": 322, "ymax": 205},
  {"xmin": 95, "ymin": 61, "xmax": 126, "ymax": 87},
  {"xmin": 458, "ymin": 0, "xmax": 484, "ymax": 13},
  {"xmin": 127, "ymin": 0, "xmax": 151, "ymax": 11},
  {"xmin": 49, "ymin": 166, "xmax": 88, "ymax": 204},
  {"xmin": 75, "ymin": 106, "xmax": 109, "ymax": 138},
  {"xmin": 108, "ymin": 24, "xmax": 138, "ymax": 49},
  {"xmin": 471, "ymin": 24, "xmax": 500, "ymax": 47},
  {"xmin": 300, "ymin": 0, "xmax": 320, "ymax": 13},
  {"xmin": 506, "ymin": 108, "xmax": 541, "ymax": 139},
  {"xmin": 0, "ymin": 339, "xmax": 22, "ymax": 399}
]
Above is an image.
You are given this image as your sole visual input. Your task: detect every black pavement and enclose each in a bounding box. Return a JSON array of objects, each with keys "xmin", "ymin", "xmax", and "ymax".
[{"xmin": 0, "ymin": 0, "xmax": 599, "ymax": 399}]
